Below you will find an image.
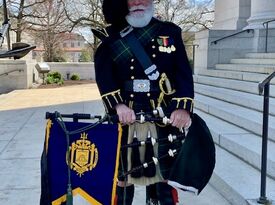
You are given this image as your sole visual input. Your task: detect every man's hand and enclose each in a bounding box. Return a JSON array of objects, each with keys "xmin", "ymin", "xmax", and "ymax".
[
  {"xmin": 115, "ymin": 104, "xmax": 136, "ymax": 124},
  {"xmin": 170, "ymin": 109, "xmax": 191, "ymax": 129}
]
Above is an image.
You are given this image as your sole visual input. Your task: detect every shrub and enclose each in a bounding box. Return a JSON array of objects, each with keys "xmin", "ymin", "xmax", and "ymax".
[
  {"xmin": 46, "ymin": 76, "xmax": 55, "ymax": 84},
  {"xmin": 70, "ymin": 73, "xmax": 80, "ymax": 81},
  {"xmin": 57, "ymin": 78, "xmax": 64, "ymax": 85},
  {"xmin": 46, "ymin": 71, "xmax": 64, "ymax": 85}
]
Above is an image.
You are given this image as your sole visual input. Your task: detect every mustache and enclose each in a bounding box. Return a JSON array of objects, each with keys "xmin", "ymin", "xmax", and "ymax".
[{"xmin": 129, "ymin": 5, "xmax": 148, "ymax": 11}]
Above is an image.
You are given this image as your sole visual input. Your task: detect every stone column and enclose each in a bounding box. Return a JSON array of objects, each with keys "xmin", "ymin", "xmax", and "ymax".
[
  {"xmin": 245, "ymin": 0, "xmax": 275, "ymax": 29},
  {"xmin": 213, "ymin": 0, "xmax": 251, "ymax": 30}
]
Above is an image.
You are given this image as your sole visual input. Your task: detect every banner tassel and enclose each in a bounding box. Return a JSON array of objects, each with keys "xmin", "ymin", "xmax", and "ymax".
[{"xmin": 66, "ymin": 184, "xmax": 73, "ymax": 205}]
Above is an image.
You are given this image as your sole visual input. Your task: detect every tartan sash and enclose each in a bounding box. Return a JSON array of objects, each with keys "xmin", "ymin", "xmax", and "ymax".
[{"xmin": 110, "ymin": 19, "xmax": 161, "ymax": 65}]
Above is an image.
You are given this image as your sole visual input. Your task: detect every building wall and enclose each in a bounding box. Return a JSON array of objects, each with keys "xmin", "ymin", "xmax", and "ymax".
[
  {"xmin": 213, "ymin": 0, "xmax": 251, "ymax": 30},
  {"xmin": 0, "ymin": 60, "xmax": 33, "ymax": 94},
  {"xmin": 46, "ymin": 62, "xmax": 95, "ymax": 80}
]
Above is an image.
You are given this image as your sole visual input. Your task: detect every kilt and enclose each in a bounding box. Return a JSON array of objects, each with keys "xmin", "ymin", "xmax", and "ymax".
[{"xmin": 118, "ymin": 123, "xmax": 182, "ymax": 182}]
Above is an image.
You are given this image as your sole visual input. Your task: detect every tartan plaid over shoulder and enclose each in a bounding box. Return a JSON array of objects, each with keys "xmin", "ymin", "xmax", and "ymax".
[{"xmin": 109, "ymin": 20, "xmax": 161, "ymax": 65}]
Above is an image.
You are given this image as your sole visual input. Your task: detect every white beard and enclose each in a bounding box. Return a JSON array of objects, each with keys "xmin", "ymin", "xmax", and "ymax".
[{"xmin": 125, "ymin": 4, "xmax": 154, "ymax": 28}]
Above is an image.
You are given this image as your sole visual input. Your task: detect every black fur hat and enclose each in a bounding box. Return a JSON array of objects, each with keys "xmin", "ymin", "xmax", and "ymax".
[{"xmin": 102, "ymin": 0, "xmax": 129, "ymax": 30}]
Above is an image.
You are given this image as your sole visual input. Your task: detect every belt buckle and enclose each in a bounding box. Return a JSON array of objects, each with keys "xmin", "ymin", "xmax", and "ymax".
[{"xmin": 133, "ymin": 79, "xmax": 150, "ymax": 92}]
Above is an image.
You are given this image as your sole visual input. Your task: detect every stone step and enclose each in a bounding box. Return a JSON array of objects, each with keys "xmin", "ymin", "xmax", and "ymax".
[
  {"xmin": 194, "ymin": 83, "xmax": 275, "ymax": 116},
  {"xmin": 197, "ymin": 69, "xmax": 275, "ymax": 84},
  {"xmin": 194, "ymin": 93, "xmax": 275, "ymax": 142},
  {"xmin": 193, "ymin": 75, "xmax": 275, "ymax": 97},
  {"xmin": 210, "ymin": 145, "xmax": 275, "ymax": 205},
  {"xmin": 230, "ymin": 58, "xmax": 275, "ymax": 65},
  {"xmin": 195, "ymin": 109, "xmax": 275, "ymax": 179},
  {"xmin": 215, "ymin": 64, "xmax": 275, "ymax": 74},
  {"xmin": 245, "ymin": 53, "xmax": 275, "ymax": 59}
]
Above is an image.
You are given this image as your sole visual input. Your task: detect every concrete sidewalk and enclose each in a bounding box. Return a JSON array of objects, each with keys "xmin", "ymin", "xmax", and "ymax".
[{"xmin": 0, "ymin": 84, "xmax": 231, "ymax": 205}]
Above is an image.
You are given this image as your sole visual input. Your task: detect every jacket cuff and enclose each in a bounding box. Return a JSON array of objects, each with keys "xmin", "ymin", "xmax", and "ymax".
[
  {"xmin": 171, "ymin": 97, "xmax": 194, "ymax": 113},
  {"xmin": 101, "ymin": 89, "xmax": 123, "ymax": 113}
]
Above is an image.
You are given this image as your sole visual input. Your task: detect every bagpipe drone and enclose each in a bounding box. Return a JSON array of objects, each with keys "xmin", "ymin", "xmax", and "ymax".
[{"xmin": 40, "ymin": 110, "xmax": 215, "ymax": 205}]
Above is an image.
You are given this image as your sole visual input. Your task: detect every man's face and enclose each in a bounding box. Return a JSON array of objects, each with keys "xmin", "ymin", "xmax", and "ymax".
[
  {"xmin": 126, "ymin": 0, "xmax": 154, "ymax": 28},
  {"xmin": 127, "ymin": 0, "xmax": 152, "ymax": 17}
]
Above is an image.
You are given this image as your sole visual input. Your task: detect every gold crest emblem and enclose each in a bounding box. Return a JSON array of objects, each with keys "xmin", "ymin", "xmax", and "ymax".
[{"xmin": 69, "ymin": 132, "xmax": 98, "ymax": 177}]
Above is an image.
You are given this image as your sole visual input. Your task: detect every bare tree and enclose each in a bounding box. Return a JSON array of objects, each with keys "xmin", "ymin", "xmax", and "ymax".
[
  {"xmin": 28, "ymin": 0, "xmax": 72, "ymax": 61},
  {"xmin": 61, "ymin": 0, "xmax": 106, "ymax": 53},
  {"xmin": 155, "ymin": 0, "xmax": 214, "ymax": 32},
  {"xmin": 3, "ymin": 0, "xmax": 72, "ymax": 61},
  {"xmin": 6, "ymin": 0, "xmax": 47, "ymax": 42},
  {"xmin": 61, "ymin": 0, "xmax": 214, "ymax": 46}
]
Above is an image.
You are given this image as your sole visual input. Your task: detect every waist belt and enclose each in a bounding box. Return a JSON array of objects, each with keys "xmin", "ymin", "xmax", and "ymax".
[{"xmin": 124, "ymin": 79, "xmax": 159, "ymax": 93}]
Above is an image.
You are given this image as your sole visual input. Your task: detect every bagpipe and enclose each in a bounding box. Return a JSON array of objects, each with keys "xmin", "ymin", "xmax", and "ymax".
[{"xmin": 40, "ymin": 110, "xmax": 215, "ymax": 205}]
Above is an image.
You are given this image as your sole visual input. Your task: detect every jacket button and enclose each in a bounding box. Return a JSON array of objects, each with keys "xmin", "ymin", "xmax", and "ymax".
[
  {"xmin": 131, "ymin": 76, "xmax": 135, "ymax": 80},
  {"xmin": 130, "ymin": 66, "xmax": 134, "ymax": 70},
  {"xmin": 147, "ymin": 93, "xmax": 151, "ymax": 97},
  {"xmin": 131, "ymin": 59, "xmax": 135, "ymax": 62},
  {"xmin": 130, "ymin": 94, "xmax": 134, "ymax": 98},
  {"xmin": 152, "ymin": 45, "xmax": 156, "ymax": 49},
  {"xmin": 152, "ymin": 54, "xmax": 156, "ymax": 58}
]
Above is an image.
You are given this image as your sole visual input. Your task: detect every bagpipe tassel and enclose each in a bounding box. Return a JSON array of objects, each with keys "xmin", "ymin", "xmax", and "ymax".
[
  {"xmin": 144, "ymin": 130, "xmax": 156, "ymax": 177},
  {"xmin": 131, "ymin": 131, "xmax": 143, "ymax": 178}
]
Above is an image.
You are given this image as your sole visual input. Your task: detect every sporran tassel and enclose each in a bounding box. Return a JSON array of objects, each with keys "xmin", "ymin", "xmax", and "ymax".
[
  {"xmin": 144, "ymin": 130, "xmax": 156, "ymax": 177},
  {"xmin": 131, "ymin": 131, "xmax": 143, "ymax": 178}
]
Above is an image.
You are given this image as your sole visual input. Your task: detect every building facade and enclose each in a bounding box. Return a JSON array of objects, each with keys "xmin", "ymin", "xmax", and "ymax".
[
  {"xmin": 33, "ymin": 33, "xmax": 88, "ymax": 62},
  {"xmin": 194, "ymin": 0, "xmax": 275, "ymax": 72}
]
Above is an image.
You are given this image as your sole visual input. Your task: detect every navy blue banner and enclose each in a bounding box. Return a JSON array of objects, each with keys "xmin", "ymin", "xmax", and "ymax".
[{"xmin": 41, "ymin": 119, "xmax": 122, "ymax": 205}]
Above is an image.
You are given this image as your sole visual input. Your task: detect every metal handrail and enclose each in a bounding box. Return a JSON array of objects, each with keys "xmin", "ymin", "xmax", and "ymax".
[
  {"xmin": 211, "ymin": 29, "xmax": 253, "ymax": 45},
  {"xmin": 263, "ymin": 19, "xmax": 275, "ymax": 53},
  {"xmin": 257, "ymin": 71, "xmax": 275, "ymax": 204},
  {"xmin": 0, "ymin": 68, "xmax": 23, "ymax": 77},
  {"xmin": 259, "ymin": 71, "xmax": 275, "ymax": 94}
]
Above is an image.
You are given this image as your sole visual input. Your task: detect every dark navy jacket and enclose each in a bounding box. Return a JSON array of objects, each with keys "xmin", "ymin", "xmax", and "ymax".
[{"xmin": 95, "ymin": 18, "xmax": 194, "ymax": 115}]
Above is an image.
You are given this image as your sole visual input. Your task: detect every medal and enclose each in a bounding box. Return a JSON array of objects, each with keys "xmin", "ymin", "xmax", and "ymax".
[
  {"xmin": 157, "ymin": 36, "xmax": 176, "ymax": 53},
  {"xmin": 171, "ymin": 45, "xmax": 176, "ymax": 52}
]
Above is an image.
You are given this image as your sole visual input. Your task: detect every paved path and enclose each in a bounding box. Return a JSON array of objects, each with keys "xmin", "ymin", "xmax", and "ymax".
[{"xmin": 0, "ymin": 84, "xmax": 231, "ymax": 205}]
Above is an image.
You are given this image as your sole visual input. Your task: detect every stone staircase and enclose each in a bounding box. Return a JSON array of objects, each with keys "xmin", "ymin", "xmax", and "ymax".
[{"xmin": 193, "ymin": 53, "xmax": 275, "ymax": 205}]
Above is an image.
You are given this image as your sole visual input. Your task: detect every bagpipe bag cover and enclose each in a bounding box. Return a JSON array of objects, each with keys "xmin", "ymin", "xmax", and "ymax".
[
  {"xmin": 168, "ymin": 113, "xmax": 216, "ymax": 194},
  {"xmin": 40, "ymin": 119, "xmax": 122, "ymax": 205}
]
